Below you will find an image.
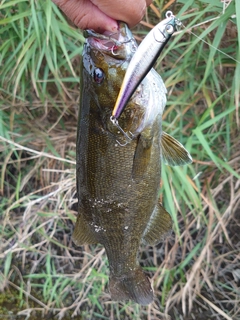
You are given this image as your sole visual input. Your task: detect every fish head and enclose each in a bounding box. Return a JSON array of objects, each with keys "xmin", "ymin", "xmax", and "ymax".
[
  {"xmin": 82, "ymin": 23, "xmax": 146, "ymax": 136},
  {"xmin": 83, "ymin": 23, "xmax": 135, "ymax": 106}
]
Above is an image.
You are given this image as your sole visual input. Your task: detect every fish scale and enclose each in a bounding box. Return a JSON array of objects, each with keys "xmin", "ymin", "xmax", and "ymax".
[{"xmin": 73, "ymin": 19, "xmax": 192, "ymax": 305}]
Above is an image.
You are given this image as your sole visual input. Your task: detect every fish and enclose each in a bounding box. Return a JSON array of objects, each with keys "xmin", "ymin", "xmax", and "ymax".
[{"xmin": 73, "ymin": 21, "xmax": 192, "ymax": 305}]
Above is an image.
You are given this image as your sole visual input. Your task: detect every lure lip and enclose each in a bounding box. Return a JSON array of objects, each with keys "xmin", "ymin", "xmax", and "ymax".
[{"xmin": 111, "ymin": 11, "xmax": 181, "ymax": 121}]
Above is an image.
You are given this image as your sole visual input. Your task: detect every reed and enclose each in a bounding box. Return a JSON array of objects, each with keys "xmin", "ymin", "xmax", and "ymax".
[{"xmin": 0, "ymin": 0, "xmax": 239, "ymax": 319}]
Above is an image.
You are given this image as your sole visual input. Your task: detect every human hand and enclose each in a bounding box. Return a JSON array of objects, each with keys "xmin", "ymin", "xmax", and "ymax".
[{"xmin": 52, "ymin": 0, "xmax": 152, "ymax": 33}]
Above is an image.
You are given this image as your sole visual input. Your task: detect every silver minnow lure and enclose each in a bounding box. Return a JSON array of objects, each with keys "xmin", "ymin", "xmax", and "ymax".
[{"xmin": 111, "ymin": 11, "xmax": 181, "ymax": 121}]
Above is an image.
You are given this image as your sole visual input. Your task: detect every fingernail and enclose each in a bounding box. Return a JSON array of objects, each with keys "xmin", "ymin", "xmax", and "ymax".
[{"xmin": 105, "ymin": 20, "xmax": 118, "ymax": 32}]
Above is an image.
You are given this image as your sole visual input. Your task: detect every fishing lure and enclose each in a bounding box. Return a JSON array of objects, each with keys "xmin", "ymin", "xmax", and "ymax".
[{"xmin": 111, "ymin": 11, "xmax": 181, "ymax": 125}]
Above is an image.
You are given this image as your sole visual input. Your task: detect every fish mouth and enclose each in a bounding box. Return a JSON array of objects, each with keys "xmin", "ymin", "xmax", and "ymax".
[{"xmin": 84, "ymin": 22, "xmax": 135, "ymax": 58}]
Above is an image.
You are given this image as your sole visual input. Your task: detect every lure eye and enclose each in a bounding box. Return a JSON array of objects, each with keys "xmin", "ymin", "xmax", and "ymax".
[
  {"xmin": 93, "ymin": 68, "xmax": 105, "ymax": 84},
  {"xmin": 165, "ymin": 24, "xmax": 174, "ymax": 34}
]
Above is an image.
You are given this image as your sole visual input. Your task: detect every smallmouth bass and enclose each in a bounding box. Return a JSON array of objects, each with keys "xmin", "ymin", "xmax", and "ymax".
[{"xmin": 73, "ymin": 22, "xmax": 192, "ymax": 305}]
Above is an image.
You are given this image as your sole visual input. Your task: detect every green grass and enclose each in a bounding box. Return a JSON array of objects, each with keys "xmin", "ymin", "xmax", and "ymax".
[{"xmin": 0, "ymin": 0, "xmax": 240, "ymax": 319}]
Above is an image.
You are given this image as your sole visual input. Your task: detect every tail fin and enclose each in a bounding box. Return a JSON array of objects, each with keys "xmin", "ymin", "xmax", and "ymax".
[{"xmin": 109, "ymin": 267, "xmax": 153, "ymax": 305}]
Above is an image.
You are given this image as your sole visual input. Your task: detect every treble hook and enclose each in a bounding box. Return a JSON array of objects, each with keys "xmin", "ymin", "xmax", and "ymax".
[
  {"xmin": 110, "ymin": 116, "xmax": 133, "ymax": 146},
  {"xmin": 111, "ymin": 45, "xmax": 119, "ymax": 56}
]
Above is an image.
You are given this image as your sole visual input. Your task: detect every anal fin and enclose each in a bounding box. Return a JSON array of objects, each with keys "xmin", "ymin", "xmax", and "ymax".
[
  {"xmin": 142, "ymin": 203, "xmax": 172, "ymax": 246},
  {"xmin": 72, "ymin": 212, "xmax": 98, "ymax": 246},
  {"xmin": 161, "ymin": 131, "xmax": 192, "ymax": 166}
]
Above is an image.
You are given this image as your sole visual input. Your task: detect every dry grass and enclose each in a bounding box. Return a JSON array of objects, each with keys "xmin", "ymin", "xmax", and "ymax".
[
  {"xmin": 1, "ymin": 0, "xmax": 240, "ymax": 319},
  {"xmin": 1, "ymin": 101, "xmax": 239, "ymax": 320}
]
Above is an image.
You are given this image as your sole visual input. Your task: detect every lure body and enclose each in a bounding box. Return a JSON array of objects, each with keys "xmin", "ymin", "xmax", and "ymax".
[{"xmin": 112, "ymin": 11, "xmax": 181, "ymax": 120}]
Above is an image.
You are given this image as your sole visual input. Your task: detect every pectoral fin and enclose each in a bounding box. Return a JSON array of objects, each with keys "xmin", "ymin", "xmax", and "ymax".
[
  {"xmin": 132, "ymin": 132, "xmax": 153, "ymax": 182},
  {"xmin": 72, "ymin": 212, "xmax": 98, "ymax": 245},
  {"xmin": 142, "ymin": 203, "xmax": 172, "ymax": 246},
  {"xmin": 161, "ymin": 131, "xmax": 192, "ymax": 166}
]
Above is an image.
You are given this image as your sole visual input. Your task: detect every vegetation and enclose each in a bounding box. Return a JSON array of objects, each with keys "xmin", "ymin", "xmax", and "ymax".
[{"xmin": 0, "ymin": 0, "xmax": 239, "ymax": 319}]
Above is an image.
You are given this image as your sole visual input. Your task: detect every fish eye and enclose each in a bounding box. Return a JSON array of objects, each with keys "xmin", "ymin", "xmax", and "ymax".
[
  {"xmin": 93, "ymin": 68, "xmax": 105, "ymax": 84},
  {"xmin": 165, "ymin": 24, "xmax": 174, "ymax": 34}
]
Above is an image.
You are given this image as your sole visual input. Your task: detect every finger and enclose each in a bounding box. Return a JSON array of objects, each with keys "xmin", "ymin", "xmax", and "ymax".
[
  {"xmin": 52, "ymin": 0, "xmax": 118, "ymax": 32},
  {"xmin": 146, "ymin": 0, "xmax": 153, "ymax": 6},
  {"xmin": 91, "ymin": 0, "xmax": 148, "ymax": 28}
]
